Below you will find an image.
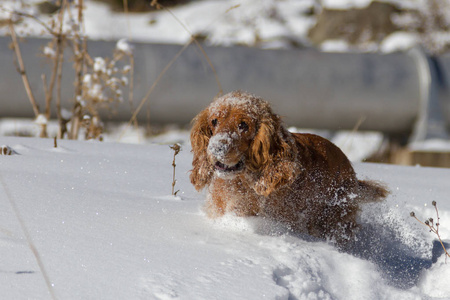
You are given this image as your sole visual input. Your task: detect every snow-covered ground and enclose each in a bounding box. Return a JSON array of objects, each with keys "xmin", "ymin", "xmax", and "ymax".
[
  {"xmin": 0, "ymin": 136, "xmax": 449, "ymax": 299},
  {"xmin": 0, "ymin": 117, "xmax": 388, "ymax": 161},
  {"xmin": 1, "ymin": 1, "xmax": 450, "ymax": 298}
]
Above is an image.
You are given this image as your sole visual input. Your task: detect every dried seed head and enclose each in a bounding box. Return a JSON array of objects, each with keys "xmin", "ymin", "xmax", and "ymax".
[
  {"xmin": 432, "ymin": 201, "xmax": 437, "ymax": 207},
  {"xmin": 170, "ymin": 143, "xmax": 181, "ymax": 155},
  {"xmin": 425, "ymin": 220, "xmax": 430, "ymax": 225},
  {"xmin": 429, "ymin": 218, "xmax": 434, "ymax": 223},
  {"xmin": 410, "ymin": 212, "xmax": 415, "ymax": 217}
]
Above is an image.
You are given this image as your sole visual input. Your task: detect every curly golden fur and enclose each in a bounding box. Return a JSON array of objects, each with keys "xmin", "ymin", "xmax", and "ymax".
[{"xmin": 190, "ymin": 91, "xmax": 388, "ymax": 244}]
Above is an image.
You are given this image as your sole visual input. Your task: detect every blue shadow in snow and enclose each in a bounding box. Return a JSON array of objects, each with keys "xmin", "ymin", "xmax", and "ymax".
[{"xmin": 344, "ymin": 224, "xmax": 448, "ymax": 289}]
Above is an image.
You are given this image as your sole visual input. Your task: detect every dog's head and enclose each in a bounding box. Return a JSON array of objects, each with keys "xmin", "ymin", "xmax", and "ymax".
[{"xmin": 190, "ymin": 91, "xmax": 300, "ymax": 195}]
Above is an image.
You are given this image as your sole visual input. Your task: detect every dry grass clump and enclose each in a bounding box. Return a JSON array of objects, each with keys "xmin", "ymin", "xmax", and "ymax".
[{"xmin": 2, "ymin": 0, "xmax": 134, "ymax": 140}]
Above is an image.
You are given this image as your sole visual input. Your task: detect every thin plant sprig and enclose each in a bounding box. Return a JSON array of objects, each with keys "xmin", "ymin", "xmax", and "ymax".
[
  {"xmin": 411, "ymin": 201, "xmax": 449, "ymax": 262},
  {"xmin": 170, "ymin": 143, "xmax": 181, "ymax": 196}
]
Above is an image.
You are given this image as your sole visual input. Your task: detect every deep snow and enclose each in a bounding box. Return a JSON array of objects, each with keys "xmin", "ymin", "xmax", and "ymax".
[
  {"xmin": 0, "ymin": 136, "xmax": 449, "ymax": 299},
  {"xmin": 1, "ymin": 0, "xmax": 450, "ymax": 298}
]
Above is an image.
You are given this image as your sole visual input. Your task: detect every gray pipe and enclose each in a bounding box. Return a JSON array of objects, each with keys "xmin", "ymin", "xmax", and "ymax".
[{"xmin": 0, "ymin": 36, "xmax": 447, "ymax": 136}]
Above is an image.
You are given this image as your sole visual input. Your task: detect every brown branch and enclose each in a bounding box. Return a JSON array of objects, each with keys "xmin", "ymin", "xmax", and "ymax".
[
  {"xmin": 48, "ymin": 0, "xmax": 67, "ymax": 121},
  {"xmin": 157, "ymin": 2, "xmax": 223, "ymax": 94},
  {"xmin": 128, "ymin": 55, "xmax": 135, "ymax": 112},
  {"xmin": 118, "ymin": 1, "xmax": 226, "ymax": 141},
  {"xmin": 68, "ymin": 0, "xmax": 88, "ymax": 140},
  {"xmin": 118, "ymin": 40, "xmax": 192, "ymax": 141},
  {"xmin": 0, "ymin": 7, "xmax": 57, "ymax": 35},
  {"xmin": 55, "ymin": 45, "xmax": 65, "ymax": 137}
]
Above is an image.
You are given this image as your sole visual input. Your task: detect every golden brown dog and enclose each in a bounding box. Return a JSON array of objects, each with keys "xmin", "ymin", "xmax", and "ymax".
[{"xmin": 190, "ymin": 91, "xmax": 388, "ymax": 244}]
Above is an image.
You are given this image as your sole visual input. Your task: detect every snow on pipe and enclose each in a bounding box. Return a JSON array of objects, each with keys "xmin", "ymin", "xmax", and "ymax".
[{"xmin": 0, "ymin": 36, "xmax": 448, "ymax": 136}]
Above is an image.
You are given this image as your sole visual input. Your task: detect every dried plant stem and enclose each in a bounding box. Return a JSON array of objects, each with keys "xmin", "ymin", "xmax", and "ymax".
[
  {"xmin": 51, "ymin": 1, "xmax": 67, "ymax": 124},
  {"xmin": 68, "ymin": 0, "xmax": 87, "ymax": 140},
  {"xmin": 42, "ymin": 74, "xmax": 50, "ymax": 110},
  {"xmin": 341, "ymin": 115, "xmax": 367, "ymax": 151},
  {"xmin": 8, "ymin": 22, "xmax": 39, "ymax": 117},
  {"xmin": 44, "ymin": 1, "xmax": 65, "ymax": 120},
  {"xmin": 123, "ymin": 0, "xmax": 134, "ymax": 110},
  {"xmin": 411, "ymin": 201, "xmax": 450, "ymax": 261},
  {"xmin": 3, "ymin": 8, "xmax": 56, "ymax": 35},
  {"xmin": 7, "ymin": 0, "xmax": 130, "ymax": 141},
  {"xmin": 170, "ymin": 144, "xmax": 181, "ymax": 196},
  {"xmin": 128, "ymin": 55, "xmax": 135, "ymax": 111},
  {"xmin": 119, "ymin": 0, "xmax": 223, "ymax": 141},
  {"xmin": 0, "ymin": 174, "xmax": 57, "ymax": 299},
  {"xmin": 118, "ymin": 40, "xmax": 191, "ymax": 141},
  {"xmin": 55, "ymin": 39, "xmax": 65, "ymax": 137},
  {"xmin": 77, "ymin": 0, "xmax": 84, "ymax": 25},
  {"xmin": 157, "ymin": 2, "xmax": 223, "ymax": 94}
]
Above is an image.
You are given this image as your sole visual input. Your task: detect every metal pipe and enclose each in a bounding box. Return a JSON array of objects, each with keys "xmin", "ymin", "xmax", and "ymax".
[{"xmin": 0, "ymin": 36, "xmax": 446, "ymax": 136}]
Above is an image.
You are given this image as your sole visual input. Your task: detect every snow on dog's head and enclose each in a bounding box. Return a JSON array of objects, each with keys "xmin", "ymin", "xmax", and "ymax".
[
  {"xmin": 190, "ymin": 90, "xmax": 389, "ymax": 247},
  {"xmin": 191, "ymin": 91, "xmax": 275, "ymax": 179}
]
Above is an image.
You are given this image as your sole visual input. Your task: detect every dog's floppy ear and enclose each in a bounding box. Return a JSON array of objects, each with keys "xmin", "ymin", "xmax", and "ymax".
[
  {"xmin": 190, "ymin": 108, "xmax": 214, "ymax": 191},
  {"xmin": 249, "ymin": 114, "xmax": 300, "ymax": 196},
  {"xmin": 249, "ymin": 117, "xmax": 275, "ymax": 169}
]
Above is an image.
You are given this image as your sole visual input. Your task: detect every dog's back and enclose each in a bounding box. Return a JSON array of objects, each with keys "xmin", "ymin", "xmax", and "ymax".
[
  {"xmin": 278, "ymin": 133, "xmax": 389, "ymax": 243},
  {"xmin": 293, "ymin": 133, "xmax": 388, "ymax": 200}
]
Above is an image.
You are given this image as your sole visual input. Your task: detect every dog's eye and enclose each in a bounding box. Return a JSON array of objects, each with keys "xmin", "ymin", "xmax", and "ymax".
[
  {"xmin": 238, "ymin": 121, "xmax": 249, "ymax": 132},
  {"xmin": 211, "ymin": 119, "xmax": 218, "ymax": 127}
]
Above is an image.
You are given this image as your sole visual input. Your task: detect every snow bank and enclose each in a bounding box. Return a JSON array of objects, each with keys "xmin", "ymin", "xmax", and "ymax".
[{"xmin": 0, "ymin": 136, "xmax": 449, "ymax": 299}]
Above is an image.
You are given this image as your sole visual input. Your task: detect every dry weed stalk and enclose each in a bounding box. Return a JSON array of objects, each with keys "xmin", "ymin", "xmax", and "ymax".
[
  {"xmin": 411, "ymin": 201, "xmax": 450, "ymax": 262},
  {"xmin": 4, "ymin": 0, "xmax": 134, "ymax": 140},
  {"xmin": 119, "ymin": 0, "xmax": 224, "ymax": 140},
  {"xmin": 0, "ymin": 170, "xmax": 56, "ymax": 299},
  {"xmin": 8, "ymin": 21, "xmax": 47, "ymax": 137},
  {"xmin": 170, "ymin": 143, "xmax": 181, "ymax": 196}
]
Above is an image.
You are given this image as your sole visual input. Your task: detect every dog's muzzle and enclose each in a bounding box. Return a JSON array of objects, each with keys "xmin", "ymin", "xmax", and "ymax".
[
  {"xmin": 214, "ymin": 160, "xmax": 244, "ymax": 173},
  {"xmin": 208, "ymin": 133, "xmax": 244, "ymax": 174}
]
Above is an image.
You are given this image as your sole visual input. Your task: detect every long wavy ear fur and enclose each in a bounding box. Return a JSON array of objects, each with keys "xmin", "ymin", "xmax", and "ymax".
[
  {"xmin": 249, "ymin": 114, "xmax": 300, "ymax": 196},
  {"xmin": 190, "ymin": 108, "xmax": 214, "ymax": 191}
]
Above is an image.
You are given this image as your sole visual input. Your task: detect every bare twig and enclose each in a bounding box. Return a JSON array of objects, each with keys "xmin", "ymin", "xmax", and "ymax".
[
  {"xmin": 411, "ymin": 201, "xmax": 450, "ymax": 262},
  {"xmin": 118, "ymin": 40, "xmax": 192, "ymax": 141},
  {"xmin": 8, "ymin": 21, "xmax": 40, "ymax": 117},
  {"xmin": 42, "ymin": 73, "xmax": 50, "ymax": 113},
  {"xmin": 55, "ymin": 47, "xmax": 65, "ymax": 137},
  {"xmin": 340, "ymin": 115, "xmax": 367, "ymax": 152},
  {"xmin": 49, "ymin": 0, "xmax": 67, "ymax": 123},
  {"xmin": 170, "ymin": 143, "xmax": 181, "ymax": 196},
  {"xmin": 0, "ymin": 173, "xmax": 57, "ymax": 299},
  {"xmin": 68, "ymin": 0, "xmax": 87, "ymax": 140},
  {"xmin": 119, "ymin": 0, "xmax": 225, "ymax": 141},
  {"xmin": 128, "ymin": 55, "xmax": 135, "ymax": 111},
  {"xmin": 155, "ymin": 1, "xmax": 223, "ymax": 94},
  {"xmin": 1, "ymin": 7, "xmax": 57, "ymax": 35}
]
